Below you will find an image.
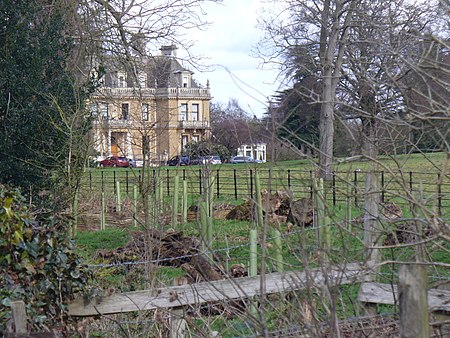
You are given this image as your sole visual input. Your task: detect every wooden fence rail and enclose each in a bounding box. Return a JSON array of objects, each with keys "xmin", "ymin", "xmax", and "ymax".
[
  {"xmin": 358, "ymin": 282, "xmax": 450, "ymax": 313},
  {"xmin": 68, "ymin": 262, "xmax": 366, "ymax": 317}
]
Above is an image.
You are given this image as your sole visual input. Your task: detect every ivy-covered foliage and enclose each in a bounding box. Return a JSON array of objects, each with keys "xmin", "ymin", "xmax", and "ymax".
[{"xmin": 0, "ymin": 185, "xmax": 90, "ymax": 333}]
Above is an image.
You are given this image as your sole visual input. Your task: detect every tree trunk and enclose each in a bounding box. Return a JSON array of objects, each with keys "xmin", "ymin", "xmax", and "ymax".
[
  {"xmin": 318, "ymin": 0, "xmax": 356, "ymax": 180},
  {"xmin": 319, "ymin": 80, "xmax": 335, "ymax": 181}
]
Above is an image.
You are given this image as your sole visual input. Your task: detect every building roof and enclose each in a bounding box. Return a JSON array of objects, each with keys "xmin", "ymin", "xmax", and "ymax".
[{"xmin": 98, "ymin": 45, "xmax": 202, "ymax": 89}]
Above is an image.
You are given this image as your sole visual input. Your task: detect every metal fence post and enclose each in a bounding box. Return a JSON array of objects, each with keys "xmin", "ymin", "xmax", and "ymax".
[
  {"xmin": 234, "ymin": 169, "xmax": 238, "ymax": 200},
  {"xmin": 287, "ymin": 169, "xmax": 291, "ymax": 190},
  {"xmin": 332, "ymin": 171, "xmax": 336, "ymax": 206},
  {"xmin": 216, "ymin": 169, "xmax": 220, "ymax": 198},
  {"xmin": 250, "ymin": 169, "xmax": 254, "ymax": 199}
]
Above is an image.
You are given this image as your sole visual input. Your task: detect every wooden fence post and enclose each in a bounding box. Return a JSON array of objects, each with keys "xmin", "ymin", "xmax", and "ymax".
[
  {"xmin": 249, "ymin": 229, "xmax": 258, "ymax": 277},
  {"xmin": 249, "ymin": 228, "xmax": 258, "ymax": 316},
  {"xmin": 132, "ymin": 185, "xmax": 137, "ymax": 227},
  {"xmin": 346, "ymin": 184, "xmax": 352, "ymax": 232},
  {"xmin": 362, "ymin": 171, "xmax": 380, "ymax": 315},
  {"xmin": 100, "ymin": 192, "xmax": 106, "ymax": 230},
  {"xmin": 208, "ymin": 172, "xmax": 214, "ymax": 217},
  {"xmin": 11, "ymin": 300, "xmax": 27, "ymax": 335},
  {"xmin": 116, "ymin": 181, "xmax": 121, "ymax": 213},
  {"xmin": 399, "ymin": 264, "xmax": 429, "ymax": 338},
  {"xmin": 182, "ymin": 180, "xmax": 188, "ymax": 225},
  {"xmin": 169, "ymin": 277, "xmax": 188, "ymax": 338},
  {"xmin": 255, "ymin": 173, "xmax": 264, "ymax": 228},
  {"xmin": 172, "ymin": 175, "xmax": 179, "ymax": 227},
  {"xmin": 273, "ymin": 229, "xmax": 283, "ymax": 272},
  {"xmin": 159, "ymin": 176, "xmax": 164, "ymax": 207}
]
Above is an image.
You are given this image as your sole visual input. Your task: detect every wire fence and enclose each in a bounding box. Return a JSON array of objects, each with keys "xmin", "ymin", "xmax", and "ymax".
[
  {"xmin": 80, "ymin": 167, "xmax": 450, "ymax": 216},
  {"xmin": 73, "ymin": 167, "xmax": 449, "ymax": 338}
]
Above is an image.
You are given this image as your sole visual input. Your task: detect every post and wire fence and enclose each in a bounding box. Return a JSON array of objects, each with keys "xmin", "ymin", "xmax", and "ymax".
[{"xmin": 82, "ymin": 167, "xmax": 449, "ymax": 216}]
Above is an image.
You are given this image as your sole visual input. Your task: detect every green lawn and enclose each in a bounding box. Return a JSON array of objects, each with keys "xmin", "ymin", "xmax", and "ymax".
[{"xmin": 74, "ymin": 152, "xmax": 449, "ymax": 337}]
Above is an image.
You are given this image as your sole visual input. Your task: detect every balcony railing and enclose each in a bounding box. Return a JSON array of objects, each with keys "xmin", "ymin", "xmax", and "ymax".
[
  {"xmin": 156, "ymin": 87, "xmax": 210, "ymax": 98},
  {"xmin": 95, "ymin": 87, "xmax": 156, "ymax": 98},
  {"xmin": 93, "ymin": 86, "xmax": 210, "ymax": 99},
  {"xmin": 179, "ymin": 120, "xmax": 210, "ymax": 129},
  {"xmin": 93, "ymin": 119, "xmax": 132, "ymax": 128}
]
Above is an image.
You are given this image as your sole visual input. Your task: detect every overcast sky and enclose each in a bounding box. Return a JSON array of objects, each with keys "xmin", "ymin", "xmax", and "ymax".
[{"xmin": 184, "ymin": 0, "xmax": 284, "ymax": 118}]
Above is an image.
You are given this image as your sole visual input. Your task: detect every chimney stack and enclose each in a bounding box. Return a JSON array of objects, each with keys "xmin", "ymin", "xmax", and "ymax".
[{"xmin": 160, "ymin": 44, "xmax": 178, "ymax": 58}]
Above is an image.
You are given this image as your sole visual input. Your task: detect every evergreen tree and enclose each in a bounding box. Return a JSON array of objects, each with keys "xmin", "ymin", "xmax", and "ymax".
[{"xmin": 0, "ymin": 0, "xmax": 92, "ymax": 201}]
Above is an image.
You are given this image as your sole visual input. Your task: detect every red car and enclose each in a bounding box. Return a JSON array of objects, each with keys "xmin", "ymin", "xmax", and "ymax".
[{"xmin": 98, "ymin": 156, "xmax": 130, "ymax": 167}]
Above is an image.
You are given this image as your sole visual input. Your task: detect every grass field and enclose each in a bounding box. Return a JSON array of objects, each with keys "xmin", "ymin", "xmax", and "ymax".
[{"xmin": 74, "ymin": 152, "xmax": 449, "ymax": 336}]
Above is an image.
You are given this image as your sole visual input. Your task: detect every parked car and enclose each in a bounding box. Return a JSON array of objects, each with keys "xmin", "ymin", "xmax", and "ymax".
[
  {"xmin": 128, "ymin": 158, "xmax": 136, "ymax": 167},
  {"xmin": 205, "ymin": 155, "xmax": 222, "ymax": 165},
  {"xmin": 189, "ymin": 157, "xmax": 206, "ymax": 165},
  {"xmin": 128, "ymin": 158, "xmax": 144, "ymax": 168},
  {"xmin": 167, "ymin": 156, "xmax": 190, "ymax": 166},
  {"xmin": 134, "ymin": 158, "xmax": 144, "ymax": 167},
  {"xmin": 230, "ymin": 156, "xmax": 255, "ymax": 164},
  {"xmin": 98, "ymin": 156, "xmax": 130, "ymax": 167}
]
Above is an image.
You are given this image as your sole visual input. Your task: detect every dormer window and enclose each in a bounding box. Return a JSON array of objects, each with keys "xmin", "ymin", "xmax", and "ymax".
[
  {"xmin": 180, "ymin": 71, "xmax": 191, "ymax": 88},
  {"xmin": 118, "ymin": 71, "xmax": 126, "ymax": 88},
  {"xmin": 138, "ymin": 72, "xmax": 147, "ymax": 88}
]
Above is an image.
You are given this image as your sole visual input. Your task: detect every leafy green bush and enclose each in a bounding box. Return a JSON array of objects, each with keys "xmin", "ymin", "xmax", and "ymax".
[{"xmin": 0, "ymin": 185, "xmax": 90, "ymax": 332}]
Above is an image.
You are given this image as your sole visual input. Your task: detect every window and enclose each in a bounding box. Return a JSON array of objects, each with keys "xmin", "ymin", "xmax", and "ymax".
[
  {"xmin": 142, "ymin": 103, "xmax": 149, "ymax": 121},
  {"xmin": 192, "ymin": 135, "xmax": 199, "ymax": 143},
  {"xmin": 191, "ymin": 104, "xmax": 199, "ymax": 121},
  {"xmin": 121, "ymin": 103, "xmax": 129, "ymax": 120},
  {"xmin": 182, "ymin": 135, "xmax": 188, "ymax": 149},
  {"xmin": 182, "ymin": 76, "xmax": 189, "ymax": 88},
  {"xmin": 90, "ymin": 102, "xmax": 98, "ymax": 117},
  {"xmin": 180, "ymin": 103, "xmax": 188, "ymax": 121},
  {"xmin": 100, "ymin": 103, "xmax": 108, "ymax": 120}
]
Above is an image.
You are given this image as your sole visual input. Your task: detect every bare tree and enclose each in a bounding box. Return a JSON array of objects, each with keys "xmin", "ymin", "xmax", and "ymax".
[{"xmin": 259, "ymin": 0, "xmax": 357, "ymax": 179}]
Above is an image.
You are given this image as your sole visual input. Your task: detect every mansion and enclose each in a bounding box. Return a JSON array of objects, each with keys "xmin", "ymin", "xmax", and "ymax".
[{"xmin": 89, "ymin": 45, "xmax": 211, "ymax": 164}]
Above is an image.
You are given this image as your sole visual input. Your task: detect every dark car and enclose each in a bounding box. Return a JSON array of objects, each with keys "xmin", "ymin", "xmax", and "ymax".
[
  {"xmin": 189, "ymin": 157, "xmax": 207, "ymax": 165},
  {"xmin": 167, "ymin": 156, "xmax": 190, "ymax": 166},
  {"xmin": 230, "ymin": 156, "xmax": 255, "ymax": 164},
  {"xmin": 98, "ymin": 156, "xmax": 130, "ymax": 167}
]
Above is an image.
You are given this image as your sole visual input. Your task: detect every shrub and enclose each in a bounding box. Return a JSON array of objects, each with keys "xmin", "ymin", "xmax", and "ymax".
[{"xmin": 0, "ymin": 185, "xmax": 90, "ymax": 333}]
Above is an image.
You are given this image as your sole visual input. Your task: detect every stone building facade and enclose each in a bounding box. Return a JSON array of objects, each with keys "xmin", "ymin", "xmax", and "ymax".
[{"xmin": 89, "ymin": 45, "xmax": 211, "ymax": 164}]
